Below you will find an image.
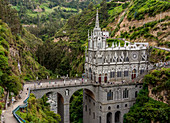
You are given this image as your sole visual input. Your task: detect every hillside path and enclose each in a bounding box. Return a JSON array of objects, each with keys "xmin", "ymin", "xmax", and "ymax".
[{"xmin": 3, "ymin": 86, "xmax": 28, "ymax": 123}]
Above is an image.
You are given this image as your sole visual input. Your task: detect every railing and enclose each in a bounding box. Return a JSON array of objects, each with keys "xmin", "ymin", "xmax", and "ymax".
[{"xmin": 12, "ymin": 88, "xmax": 30, "ymax": 123}]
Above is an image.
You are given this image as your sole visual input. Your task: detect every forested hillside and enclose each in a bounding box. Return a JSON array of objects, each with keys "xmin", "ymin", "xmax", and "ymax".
[
  {"xmin": 36, "ymin": 0, "xmax": 170, "ymax": 77},
  {"xmin": 9, "ymin": 0, "xmax": 102, "ymax": 40},
  {"xmin": 0, "ymin": 0, "xmax": 49, "ymax": 96},
  {"xmin": 16, "ymin": 94, "xmax": 61, "ymax": 123},
  {"xmin": 124, "ymin": 68, "xmax": 170, "ymax": 123}
]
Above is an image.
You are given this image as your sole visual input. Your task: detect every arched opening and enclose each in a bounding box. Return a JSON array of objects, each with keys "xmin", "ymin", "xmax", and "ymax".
[
  {"xmin": 57, "ymin": 93, "xmax": 64, "ymax": 123},
  {"xmin": 70, "ymin": 88, "xmax": 95, "ymax": 123},
  {"xmin": 45, "ymin": 92, "xmax": 64, "ymax": 123},
  {"xmin": 115, "ymin": 111, "xmax": 121, "ymax": 123},
  {"xmin": 107, "ymin": 112, "xmax": 112, "ymax": 123},
  {"xmin": 132, "ymin": 69, "xmax": 137, "ymax": 80},
  {"xmin": 104, "ymin": 74, "xmax": 107, "ymax": 83},
  {"xmin": 99, "ymin": 74, "xmax": 101, "ymax": 84},
  {"xmin": 99, "ymin": 116, "xmax": 102, "ymax": 123}
]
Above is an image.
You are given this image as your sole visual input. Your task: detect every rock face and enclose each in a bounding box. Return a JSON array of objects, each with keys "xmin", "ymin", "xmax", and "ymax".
[{"xmin": 148, "ymin": 84, "xmax": 169, "ymax": 104}]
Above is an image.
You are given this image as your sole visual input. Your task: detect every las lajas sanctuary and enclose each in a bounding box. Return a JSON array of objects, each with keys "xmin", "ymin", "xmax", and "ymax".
[
  {"xmin": 30, "ymin": 9, "xmax": 150, "ymax": 123},
  {"xmin": 83, "ymin": 9, "xmax": 149, "ymax": 123}
]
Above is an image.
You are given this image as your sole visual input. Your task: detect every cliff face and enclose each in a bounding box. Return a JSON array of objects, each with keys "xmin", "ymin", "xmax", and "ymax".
[
  {"xmin": 147, "ymin": 68, "xmax": 170, "ymax": 104},
  {"xmin": 0, "ymin": 19, "xmax": 49, "ymax": 94}
]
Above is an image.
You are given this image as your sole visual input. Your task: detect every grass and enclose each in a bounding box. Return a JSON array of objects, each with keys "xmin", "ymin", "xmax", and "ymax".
[
  {"xmin": 60, "ymin": 6, "xmax": 77, "ymax": 12},
  {"xmin": 108, "ymin": 5, "xmax": 123, "ymax": 17}
]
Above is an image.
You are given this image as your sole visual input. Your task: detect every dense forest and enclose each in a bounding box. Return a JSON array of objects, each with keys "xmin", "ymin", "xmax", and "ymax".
[{"xmin": 8, "ymin": 0, "xmax": 102, "ymax": 40}]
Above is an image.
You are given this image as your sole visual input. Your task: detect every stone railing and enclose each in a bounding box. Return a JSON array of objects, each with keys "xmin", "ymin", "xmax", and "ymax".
[
  {"xmin": 30, "ymin": 79, "xmax": 94, "ymax": 90},
  {"xmin": 12, "ymin": 88, "xmax": 30, "ymax": 123}
]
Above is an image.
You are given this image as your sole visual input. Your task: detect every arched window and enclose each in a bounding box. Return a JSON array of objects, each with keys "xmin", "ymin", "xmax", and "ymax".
[
  {"xmin": 123, "ymin": 88, "xmax": 129, "ymax": 98},
  {"xmin": 110, "ymin": 71, "xmax": 115, "ymax": 78},
  {"xmin": 85, "ymin": 105, "xmax": 87, "ymax": 111},
  {"xmin": 93, "ymin": 112, "xmax": 95, "ymax": 119},
  {"xmin": 99, "ymin": 74, "xmax": 102, "ymax": 83},
  {"xmin": 107, "ymin": 90, "xmax": 113, "ymax": 100},
  {"xmin": 124, "ymin": 71, "xmax": 129, "ymax": 77},
  {"xmin": 140, "ymin": 69, "xmax": 144, "ymax": 74},
  {"xmin": 132, "ymin": 69, "xmax": 137, "ymax": 80},
  {"xmin": 107, "ymin": 112, "xmax": 112, "ymax": 123},
  {"xmin": 99, "ymin": 116, "xmax": 102, "ymax": 123},
  {"xmin": 115, "ymin": 111, "xmax": 120, "ymax": 123},
  {"xmin": 126, "ymin": 57, "xmax": 129, "ymax": 62},
  {"xmin": 135, "ymin": 91, "xmax": 138, "ymax": 98},
  {"xmin": 104, "ymin": 74, "xmax": 107, "ymax": 83},
  {"xmin": 117, "ymin": 71, "xmax": 122, "ymax": 77}
]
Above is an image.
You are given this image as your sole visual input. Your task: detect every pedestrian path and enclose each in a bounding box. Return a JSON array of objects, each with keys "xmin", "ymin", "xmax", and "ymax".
[{"xmin": 3, "ymin": 86, "xmax": 28, "ymax": 123}]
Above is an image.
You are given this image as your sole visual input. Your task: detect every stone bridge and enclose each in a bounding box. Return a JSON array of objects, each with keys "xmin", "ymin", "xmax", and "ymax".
[{"xmin": 29, "ymin": 79, "xmax": 99, "ymax": 123}]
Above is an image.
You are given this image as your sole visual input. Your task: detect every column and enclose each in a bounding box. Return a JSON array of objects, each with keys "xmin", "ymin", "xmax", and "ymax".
[{"xmin": 64, "ymin": 102, "xmax": 70, "ymax": 123}]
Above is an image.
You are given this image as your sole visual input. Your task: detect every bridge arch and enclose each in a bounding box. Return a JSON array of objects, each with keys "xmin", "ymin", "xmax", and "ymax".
[{"xmin": 68, "ymin": 87, "xmax": 95, "ymax": 102}]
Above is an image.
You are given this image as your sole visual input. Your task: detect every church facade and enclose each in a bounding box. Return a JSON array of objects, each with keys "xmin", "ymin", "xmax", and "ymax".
[
  {"xmin": 83, "ymin": 9, "xmax": 148, "ymax": 123},
  {"xmin": 85, "ymin": 9, "xmax": 149, "ymax": 84}
]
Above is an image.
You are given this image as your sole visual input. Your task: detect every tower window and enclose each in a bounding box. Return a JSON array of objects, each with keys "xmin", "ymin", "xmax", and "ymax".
[
  {"xmin": 117, "ymin": 105, "xmax": 119, "ymax": 109},
  {"xmin": 93, "ymin": 112, "xmax": 95, "ymax": 119},
  {"xmin": 117, "ymin": 71, "xmax": 122, "ymax": 77},
  {"xmin": 110, "ymin": 72, "xmax": 115, "ymax": 78},
  {"xmin": 125, "ymin": 104, "xmax": 127, "ymax": 107}
]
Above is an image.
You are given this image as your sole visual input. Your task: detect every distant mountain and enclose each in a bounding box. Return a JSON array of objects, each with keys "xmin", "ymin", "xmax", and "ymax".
[{"xmin": 8, "ymin": 0, "xmax": 102, "ymax": 40}]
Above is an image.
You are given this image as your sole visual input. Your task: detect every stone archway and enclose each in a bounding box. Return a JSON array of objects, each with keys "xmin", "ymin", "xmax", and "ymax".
[
  {"xmin": 57, "ymin": 93, "xmax": 64, "ymax": 123},
  {"xmin": 107, "ymin": 112, "xmax": 112, "ymax": 123},
  {"xmin": 115, "ymin": 111, "xmax": 121, "ymax": 123},
  {"xmin": 69, "ymin": 88, "xmax": 95, "ymax": 123}
]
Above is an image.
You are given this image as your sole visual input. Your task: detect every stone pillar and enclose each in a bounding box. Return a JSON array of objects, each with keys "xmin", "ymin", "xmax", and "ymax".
[{"xmin": 64, "ymin": 102, "xmax": 70, "ymax": 123}]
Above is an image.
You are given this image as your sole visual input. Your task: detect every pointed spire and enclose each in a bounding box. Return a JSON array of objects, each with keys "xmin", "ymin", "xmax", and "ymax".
[
  {"xmin": 124, "ymin": 42, "xmax": 126, "ymax": 47},
  {"xmin": 95, "ymin": 8, "xmax": 100, "ymax": 29},
  {"xmin": 112, "ymin": 42, "xmax": 114, "ymax": 48}
]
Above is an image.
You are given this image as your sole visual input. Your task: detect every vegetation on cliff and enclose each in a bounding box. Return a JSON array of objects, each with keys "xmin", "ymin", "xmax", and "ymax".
[
  {"xmin": 70, "ymin": 89, "xmax": 83, "ymax": 123},
  {"xmin": 0, "ymin": 0, "xmax": 50, "ymax": 95},
  {"xmin": 16, "ymin": 94, "xmax": 61, "ymax": 123},
  {"xmin": 124, "ymin": 68, "xmax": 170, "ymax": 123}
]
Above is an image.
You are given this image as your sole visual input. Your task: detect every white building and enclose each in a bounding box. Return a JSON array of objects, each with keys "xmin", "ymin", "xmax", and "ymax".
[{"xmin": 85, "ymin": 9, "xmax": 149, "ymax": 83}]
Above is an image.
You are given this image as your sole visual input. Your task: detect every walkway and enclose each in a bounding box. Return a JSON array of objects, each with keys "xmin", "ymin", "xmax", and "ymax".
[
  {"xmin": 3, "ymin": 86, "xmax": 28, "ymax": 123},
  {"xmin": 153, "ymin": 46, "xmax": 170, "ymax": 52}
]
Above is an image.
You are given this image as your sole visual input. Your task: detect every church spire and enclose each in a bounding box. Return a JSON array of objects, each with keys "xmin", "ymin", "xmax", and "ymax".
[{"xmin": 95, "ymin": 8, "xmax": 100, "ymax": 28}]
